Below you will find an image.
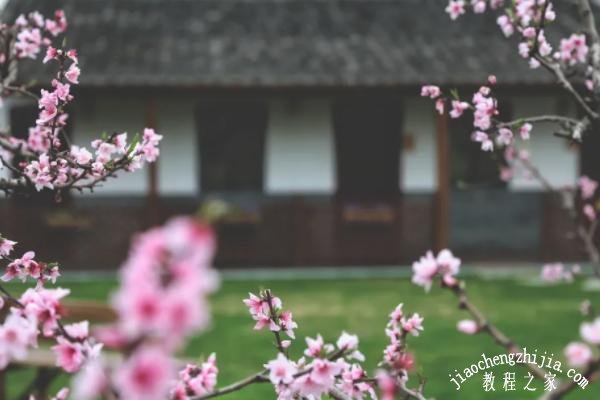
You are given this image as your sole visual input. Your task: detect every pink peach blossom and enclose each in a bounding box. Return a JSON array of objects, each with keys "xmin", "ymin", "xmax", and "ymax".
[
  {"xmin": 579, "ymin": 176, "xmax": 598, "ymax": 200},
  {"xmin": 310, "ymin": 358, "xmax": 342, "ymax": 387},
  {"xmin": 0, "ymin": 313, "xmax": 37, "ymax": 368},
  {"xmin": 457, "ymin": 319, "xmax": 479, "ymax": 335},
  {"xmin": 564, "ymin": 342, "xmax": 593, "ymax": 368},
  {"xmin": 449, "ymin": 100, "xmax": 469, "ymax": 118},
  {"xmin": 401, "ymin": 313, "xmax": 424, "ymax": 337},
  {"xmin": 114, "ymin": 346, "xmax": 175, "ymax": 400},
  {"xmin": 420, "ymin": 85, "xmax": 441, "ymax": 99},
  {"xmin": 72, "ymin": 359, "xmax": 109, "ymax": 400},
  {"xmin": 411, "ymin": 251, "xmax": 438, "ymax": 291},
  {"xmin": 0, "ymin": 238, "xmax": 16, "ymax": 257},
  {"xmin": 445, "ymin": 0, "xmax": 465, "ymax": 20},
  {"xmin": 581, "ymin": 317, "xmax": 600, "ymax": 345},
  {"xmin": 65, "ymin": 63, "xmax": 80, "ymax": 84},
  {"xmin": 519, "ymin": 123, "xmax": 532, "ymax": 140},
  {"xmin": 305, "ymin": 334, "xmax": 324, "ymax": 358},
  {"xmin": 337, "ymin": 331, "xmax": 359, "ymax": 351},
  {"xmin": 583, "ymin": 204, "xmax": 596, "ymax": 221},
  {"xmin": 52, "ymin": 336, "xmax": 85, "ymax": 373},
  {"xmin": 265, "ymin": 353, "xmax": 297, "ymax": 385}
]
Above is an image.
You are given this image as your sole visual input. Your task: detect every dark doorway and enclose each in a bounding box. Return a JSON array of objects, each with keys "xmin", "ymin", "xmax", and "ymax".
[
  {"xmin": 332, "ymin": 95, "xmax": 403, "ymax": 264},
  {"xmin": 195, "ymin": 100, "xmax": 268, "ymax": 193},
  {"xmin": 333, "ymin": 96, "xmax": 402, "ymax": 197},
  {"xmin": 581, "ymin": 120, "xmax": 600, "ymax": 181}
]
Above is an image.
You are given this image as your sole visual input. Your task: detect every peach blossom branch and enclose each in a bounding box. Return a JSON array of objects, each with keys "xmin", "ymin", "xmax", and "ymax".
[{"xmin": 450, "ymin": 284, "xmax": 549, "ymax": 380}]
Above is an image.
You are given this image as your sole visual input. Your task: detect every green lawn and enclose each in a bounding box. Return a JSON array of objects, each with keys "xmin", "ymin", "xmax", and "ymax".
[{"xmin": 5, "ymin": 275, "xmax": 600, "ymax": 399}]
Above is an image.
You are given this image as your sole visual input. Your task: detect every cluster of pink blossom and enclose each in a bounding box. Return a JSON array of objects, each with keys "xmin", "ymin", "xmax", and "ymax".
[
  {"xmin": 445, "ymin": 0, "xmax": 505, "ymax": 20},
  {"xmin": 246, "ymin": 300, "xmax": 425, "ymax": 400},
  {"xmin": 421, "ymin": 79, "xmax": 547, "ymax": 185},
  {"xmin": 374, "ymin": 304, "xmax": 424, "ymax": 400},
  {"xmin": 20, "ymin": 45, "xmax": 162, "ymax": 191},
  {"xmin": 244, "ymin": 290, "xmax": 298, "ymax": 346},
  {"xmin": 243, "ymin": 290, "xmax": 396, "ymax": 399},
  {"xmin": 0, "ymin": 10, "xmax": 162, "ymax": 195},
  {"xmin": 0, "ymin": 283, "xmax": 99, "ymax": 374},
  {"xmin": 172, "ymin": 354, "xmax": 219, "ymax": 399},
  {"xmin": 445, "ymin": 0, "xmax": 593, "ymax": 73},
  {"xmin": 540, "ymin": 262, "xmax": 580, "ymax": 283},
  {"xmin": 0, "ymin": 233, "xmax": 100, "ymax": 373},
  {"xmin": 382, "ymin": 304, "xmax": 421, "ymax": 372},
  {"xmin": 69, "ymin": 217, "xmax": 217, "ymax": 400},
  {"xmin": 1, "ymin": 249, "xmax": 60, "ymax": 286},
  {"xmin": 420, "ymin": 85, "xmax": 445, "ymax": 116},
  {"xmin": 52, "ymin": 321, "xmax": 102, "ymax": 373},
  {"xmin": 410, "ymin": 249, "xmax": 481, "ymax": 338},
  {"xmin": 414, "ymin": 247, "xmax": 600, "ymax": 385},
  {"xmin": 12, "ymin": 10, "xmax": 67, "ymax": 60},
  {"xmin": 563, "ymin": 315, "xmax": 600, "ymax": 369},
  {"xmin": 107, "ymin": 216, "xmax": 218, "ymax": 348},
  {"xmin": 412, "ymin": 248, "xmax": 461, "ymax": 292},
  {"xmin": 421, "ymin": 80, "xmax": 534, "ymax": 155},
  {"xmin": 447, "ymin": 0, "xmax": 553, "ymax": 29},
  {"xmin": 560, "ymin": 34, "xmax": 589, "ymax": 66},
  {"xmin": 578, "ymin": 175, "xmax": 599, "ymax": 222},
  {"xmin": 262, "ymin": 330, "xmax": 374, "ymax": 399}
]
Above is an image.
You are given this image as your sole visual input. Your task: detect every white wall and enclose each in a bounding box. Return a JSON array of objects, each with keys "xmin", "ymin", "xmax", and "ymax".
[
  {"xmin": 156, "ymin": 97, "xmax": 197, "ymax": 195},
  {"xmin": 265, "ymin": 98, "xmax": 336, "ymax": 194},
  {"xmin": 0, "ymin": 98, "xmax": 13, "ymax": 181},
  {"xmin": 509, "ymin": 96, "xmax": 578, "ymax": 191},
  {"xmin": 401, "ymin": 98, "xmax": 437, "ymax": 192}
]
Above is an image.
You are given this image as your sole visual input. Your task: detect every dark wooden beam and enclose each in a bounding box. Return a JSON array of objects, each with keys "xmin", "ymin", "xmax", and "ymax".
[{"xmin": 435, "ymin": 112, "xmax": 450, "ymax": 251}]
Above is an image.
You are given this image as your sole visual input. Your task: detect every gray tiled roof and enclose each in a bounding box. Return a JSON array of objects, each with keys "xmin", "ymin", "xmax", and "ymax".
[{"xmin": 1, "ymin": 0, "xmax": 592, "ymax": 87}]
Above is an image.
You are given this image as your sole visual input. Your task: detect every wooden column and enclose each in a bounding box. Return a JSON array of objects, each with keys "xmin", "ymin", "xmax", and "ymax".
[
  {"xmin": 435, "ymin": 112, "xmax": 450, "ymax": 251},
  {"xmin": 144, "ymin": 98, "xmax": 160, "ymax": 226}
]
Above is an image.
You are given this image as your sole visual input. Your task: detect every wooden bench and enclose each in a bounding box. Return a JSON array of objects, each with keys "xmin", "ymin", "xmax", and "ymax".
[{"xmin": 13, "ymin": 300, "xmax": 192, "ymax": 368}]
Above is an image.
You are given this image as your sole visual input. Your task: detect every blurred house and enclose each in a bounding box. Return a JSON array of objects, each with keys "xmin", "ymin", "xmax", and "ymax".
[{"xmin": 0, "ymin": 0, "xmax": 594, "ymax": 269}]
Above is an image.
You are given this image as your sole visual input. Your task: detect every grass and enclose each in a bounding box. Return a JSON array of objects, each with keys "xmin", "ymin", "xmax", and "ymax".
[{"xmin": 4, "ymin": 274, "xmax": 600, "ymax": 399}]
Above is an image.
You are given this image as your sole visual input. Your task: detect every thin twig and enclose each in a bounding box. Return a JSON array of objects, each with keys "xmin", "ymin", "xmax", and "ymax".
[
  {"xmin": 193, "ymin": 371, "xmax": 269, "ymax": 400},
  {"xmin": 534, "ymin": 55, "xmax": 599, "ymax": 120},
  {"xmin": 499, "ymin": 115, "xmax": 580, "ymax": 128},
  {"xmin": 1, "ymin": 84, "xmax": 39, "ymax": 101},
  {"xmin": 451, "ymin": 284, "xmax": 549, "ymax": 380},
  {"xmin": 264, "ymin": 289, "xmax": 287, "ymax": 355},
  {"xmin": 399, "ymin": 380, "xmax": 428, "ymax": 400},
  {"xmin": 17, "ymin": 367, "xmax": 60, "ymax": 400},
  {"xmin": 541, "ymin": 357, "xmax": 600, "ymax": 400},
  {"xmin": 517, "ymin": 157, "xmax": 600, "ymax": 277}
]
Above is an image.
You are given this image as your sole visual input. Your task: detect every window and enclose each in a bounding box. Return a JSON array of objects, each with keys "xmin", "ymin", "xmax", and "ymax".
[
  {"xmin": 333, "ymin": 96, "xmax": 402, "ymax": 197},
  {"xmin": 581, "ymin": 125, "xmax": 600, "ymax": 181},
  {"xmin": 196, "ymin": 100, "xmax": 267, "ymax": 192}
]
